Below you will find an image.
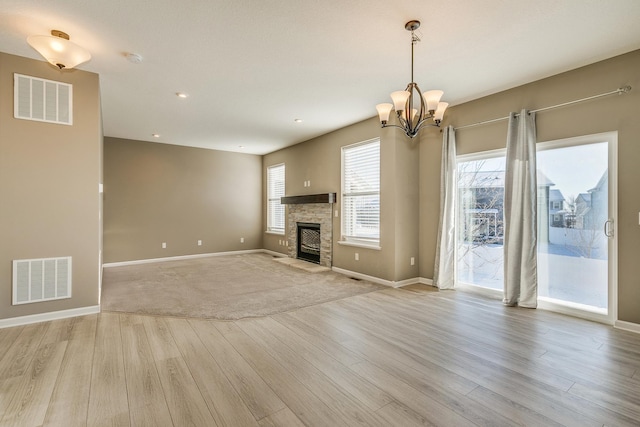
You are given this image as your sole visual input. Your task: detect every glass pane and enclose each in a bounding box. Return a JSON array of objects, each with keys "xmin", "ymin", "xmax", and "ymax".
[
  {"xmin": 343, "ymin": 194, "xmax": 379, "ymax": 239},
  {"xmin": 537, "ymin": 142, "xmax": 608, "ymax": 310},
  {"xmin": 456, "ymin": 157, "xmax": 505, "ymax": 290}
]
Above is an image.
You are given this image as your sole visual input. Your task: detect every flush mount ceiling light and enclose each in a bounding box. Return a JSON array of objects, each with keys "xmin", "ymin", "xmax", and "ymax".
[
  {"xmin": 27, "ymin": 30, "xmax": 91, "ymax": 70},
  {"xmin": 376, "ymin": 20, "xmax": 448, "ymax": 138}
]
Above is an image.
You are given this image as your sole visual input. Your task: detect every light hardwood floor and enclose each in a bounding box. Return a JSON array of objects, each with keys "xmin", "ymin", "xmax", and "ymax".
[{"xmin": 1, "ymin": 285, "xmax": 640, "ymax": 426}]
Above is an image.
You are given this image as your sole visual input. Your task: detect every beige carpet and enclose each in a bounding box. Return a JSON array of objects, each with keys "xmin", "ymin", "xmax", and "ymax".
[{"xmin": 101, "ymin": 253, "xmax": 384, "ymax": 320}]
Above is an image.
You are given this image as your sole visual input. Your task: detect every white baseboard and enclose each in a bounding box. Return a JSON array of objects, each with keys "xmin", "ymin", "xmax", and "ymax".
[
  {"xmin": 331, "ymin": 267, "xmax": 394, "ymax": 287},
  {"xmin": 331, "ymin": 267, "xmax": 427, "ymax": 288},
  {"xmin": 393, "ymin": 277, "xmax": 421, "ymax": 288},
  {"xmin": 102, "ymin": 249, "xmax": 269, "ymax": 268},
  {"xmin": 614, "ymin": 320, "xmax": 640, "ymax": 334},
  {"xmin": 0, "ymin": 305, "xmax": 100, "ymax": 329},
  {"xmin": 418, "ymin": 277, "xmax": 435, "ymax": 287}
]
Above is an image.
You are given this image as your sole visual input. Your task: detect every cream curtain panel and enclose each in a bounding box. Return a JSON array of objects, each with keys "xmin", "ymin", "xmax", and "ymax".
[
  {"xmin": 434, "ymin": 126, "xmax": 457, "ymax": 290},
  {"xmin": 503, "ymin": 110, "xmax": 538, "ymax": 307}
]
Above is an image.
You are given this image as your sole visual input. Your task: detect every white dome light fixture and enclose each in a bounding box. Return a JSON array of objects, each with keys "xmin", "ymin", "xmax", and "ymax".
[
  {"xmin": 27, "ymin": 30, "xmax": 91, "ymax": 70},
  {"xmin": 376, "ymin": 20, "xmax": 448, "ymax": 138}
]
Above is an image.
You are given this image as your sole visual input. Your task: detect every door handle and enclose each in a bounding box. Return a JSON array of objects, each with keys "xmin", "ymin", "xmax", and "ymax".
[{"xmin": 604, "ymin": 219, "xmax": 614, "ymax": 238}]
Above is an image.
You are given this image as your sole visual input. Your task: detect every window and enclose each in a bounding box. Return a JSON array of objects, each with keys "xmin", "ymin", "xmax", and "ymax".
[
  {"xmin": 341, "ymin": 138, "xmax": 380, "ymax": 245},
  {"xmin": 267, "ymin": 164, "xmax": 285, "ymax": 234}
]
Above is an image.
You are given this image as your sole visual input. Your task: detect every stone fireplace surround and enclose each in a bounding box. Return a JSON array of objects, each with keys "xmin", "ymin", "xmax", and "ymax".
[{"xmin": 282, "ymin": 193, "xmax": 335, "ymax": 268}]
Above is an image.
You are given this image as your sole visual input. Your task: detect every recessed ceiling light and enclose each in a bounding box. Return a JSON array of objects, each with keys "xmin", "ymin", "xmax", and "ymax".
[
  {"xmin": 152, "ymin": 133, "xmax": 160, "ymax": 138},
  {"xmin": 238, "ymin": 145, "xmax": 244, "ymax": 149},
  {"xmin": 176, "ymin": 92, "xmax": 188, "ymax": 98},
  {"xmin": 294, "ymin": 118, "xmax": 303, "ymax": 123}
]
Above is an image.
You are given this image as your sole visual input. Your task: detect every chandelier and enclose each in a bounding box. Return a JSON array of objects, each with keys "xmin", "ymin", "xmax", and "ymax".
[
  {"xmin": 376, "ymin": 20, "xmax": 448, "ymax": 138},
  {"xmin": 27, "ymin": 30, "xmax": 91, "ymax": 70}
]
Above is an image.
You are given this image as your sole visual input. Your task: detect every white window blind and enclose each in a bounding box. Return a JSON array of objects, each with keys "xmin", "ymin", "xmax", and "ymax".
[
  {"xmin": 267, "ymin": 164, "xmax": 285, "ymax": 233},
  {"xmin": 342, "ymin": 138, "xmax": 380, "ymax": 243}
]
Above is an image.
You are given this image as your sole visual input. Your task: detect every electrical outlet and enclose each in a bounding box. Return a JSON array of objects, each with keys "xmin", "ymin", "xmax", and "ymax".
[
  {"xmin": 355, "ymin": 253, "xmax": 359, "ymax": 261},
  {"xmin": 410, "ymin": 257, "xmax": 415, "ymax": 266},
  {"xmin": 197, "ymin": 240, "xmax": 202, "ymax": 246},
  {"xmin": 286, "ymin": 241, "xmax": 289, "ymax": 246},
  {"xmin": 240, "ymin": 237, "xmax": 244, "ymax": 243},
  {"xmin": 162, "ymin": 242, "xmax": 166, "ymax": 249},
  {"xmin": 335, "ymin": 210, "xmax": 339, "ymax": 217}
]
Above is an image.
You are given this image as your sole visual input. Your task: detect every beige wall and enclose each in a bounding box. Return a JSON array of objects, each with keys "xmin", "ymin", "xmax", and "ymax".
[
  {"xmin": 0, "ymin": 52, "xmax": 101, "ymax": 320},
  {"xmin": 4, "ymin": 47, "xmax": 638, "ymax": 325},
  {"xmin": 103, "ymin": 137, "xmax": 263, "ymax": 263},
  {"xmin": 420, "ymin": 49, "xmax": 640, "ymax": 324},
  {"xmin": 264, "ymin": 49, "xmax": 640, "ymax": 324},
  {"xmin": 262, "ymin": 118, "xmax": 420, "ymax": 283}
]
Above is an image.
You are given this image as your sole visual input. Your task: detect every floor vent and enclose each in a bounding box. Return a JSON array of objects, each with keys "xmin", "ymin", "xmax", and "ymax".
[
  {"xmin": 14, "ymin": 73, "xmax": 73, "ymax": 125},
  {"xmin": 12, "ymin": 257, "xmax": 72, "ymax": 305}
]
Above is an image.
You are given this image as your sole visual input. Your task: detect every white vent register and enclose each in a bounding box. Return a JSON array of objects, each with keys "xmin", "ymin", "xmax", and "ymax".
[
  {"xmin": 14, "ymin": 73, "xmax": 72, "ymax": 125},
  {"xmin": 12, "ymin": 257, "xmax": 72, "ymax": 305}
]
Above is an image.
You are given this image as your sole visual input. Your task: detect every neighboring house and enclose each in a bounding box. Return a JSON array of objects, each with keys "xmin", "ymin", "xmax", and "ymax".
[
  {"xmin": 458, "ymin": 170, "xmax": 505, "ymax": 244},
  {"xmin": 575, "ymin": 192, "xmax": 591, "ymax": 229},
  {"xmin": 548, "ymin": 189, "xmax": 567, "ymax": 227},
  {"xmin": 457, "ymin": 169, "xmax": 554, "ymax": 244},
  {"xmin": 546, "ymin": 170, "xmax": 608, "ymax": 258},
  {"xmin": 578, "ymin": 170, "xmax": 608, "ymax": 230},
  {"xmin": 537, "ymin": 170, "xmax": 555, "ymax": 243}
]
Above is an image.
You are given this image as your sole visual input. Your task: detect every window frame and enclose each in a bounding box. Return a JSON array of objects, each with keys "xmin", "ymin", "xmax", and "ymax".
[
  {"xmin": 340, "ymin": 138, "xmax": 381, "ymax": 248},
  {"xmin": 266, "ymin": 163, "xmax": 285, "ymax": 234}
]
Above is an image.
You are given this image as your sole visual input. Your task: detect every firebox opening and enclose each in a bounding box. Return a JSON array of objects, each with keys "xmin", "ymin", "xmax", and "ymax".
[{"xmin": 297, "ymin": 222, "xmax": 321, "ymax": 264}]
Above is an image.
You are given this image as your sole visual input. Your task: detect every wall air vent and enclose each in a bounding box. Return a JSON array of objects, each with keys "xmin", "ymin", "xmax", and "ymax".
[
  {"xmin": 12, "ymin": 257, "xmax": 72, "ymax": 305},
  {"xmin": 14, "ymin": 73, "xmax": 73, "ymax": 125}
]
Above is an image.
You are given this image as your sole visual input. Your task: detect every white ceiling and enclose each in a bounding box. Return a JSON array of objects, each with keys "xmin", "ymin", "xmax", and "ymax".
[{"xmin": 1, "ymin": 0, "xmax": 640, "ymax": 155}]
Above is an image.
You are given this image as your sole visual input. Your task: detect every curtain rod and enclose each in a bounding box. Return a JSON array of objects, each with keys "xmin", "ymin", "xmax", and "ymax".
[{"xmin": 453, "ymin": 85, "xmax": 632, "ymax": 131}]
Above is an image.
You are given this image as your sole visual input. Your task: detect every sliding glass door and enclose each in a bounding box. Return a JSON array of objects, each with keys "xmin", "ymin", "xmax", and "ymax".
[
  {"xmin": 455, "ymin": 133, "xmax": 617, "ymax": 322},
  {"xmin": 536, "ymin": 134, "xmax": 617, "ymax": 320}
]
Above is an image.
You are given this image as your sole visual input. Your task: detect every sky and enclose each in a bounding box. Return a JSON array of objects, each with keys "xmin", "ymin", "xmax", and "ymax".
[{"xmin": 537, "ymin": 142, "xmax": 608, "ymax": 199}]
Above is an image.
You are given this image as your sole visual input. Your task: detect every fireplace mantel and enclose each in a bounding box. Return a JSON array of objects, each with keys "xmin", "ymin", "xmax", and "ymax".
[{"xmin": 281, "ymin": 193, "xmax": 336, "ymax": 205}]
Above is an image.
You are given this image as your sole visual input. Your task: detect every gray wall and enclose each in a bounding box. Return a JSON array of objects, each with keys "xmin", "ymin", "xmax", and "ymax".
[
  {"xmin": 103, "ymin": 137, "xmax": 263, "ymax": 263},
  {"xmin": 0, "ymin": 52, "xmax": 101, "ymax": 320}
]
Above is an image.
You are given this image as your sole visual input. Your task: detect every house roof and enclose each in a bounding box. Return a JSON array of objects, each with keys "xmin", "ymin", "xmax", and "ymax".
[
  {"xmin": 458, "ymin": 169, "xmax": 556, "ymax": 188},
  {"xmin": 589, "ymin": 169, "xmax": 608, "ymax": 192},
  {"xmin": 577, "ymin": 193, "xmax": 592, "ymax": 203},
  {"xmin": 549, "ymin": 189, "xmax": 565, "ymax": 202},
  {"xmin": 459, "ymin": 171, "xmax": 505, "ymax": 188},
  {"xmin": 1, "ymin": 1, "xmax": 640, "ymax": 154}
]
